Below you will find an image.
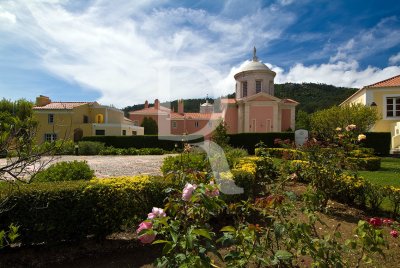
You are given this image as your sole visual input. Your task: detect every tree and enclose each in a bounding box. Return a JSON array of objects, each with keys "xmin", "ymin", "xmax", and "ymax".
[
  {"xmin": 141, "ymin": 117, "xmax": 158, "ymax": 135},
  {"xmin": 295, "ymin": 110, "xmax": 311, "ymax": 130},
  {"xmin": 211, "ymin": 121, "xmax": 230, "ymax": 148},
  {"xmin": 310, "ymin": 103, "xmax": 379, "ymax": 140}
]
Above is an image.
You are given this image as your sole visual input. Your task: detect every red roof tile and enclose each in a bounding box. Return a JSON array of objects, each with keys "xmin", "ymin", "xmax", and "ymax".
[
  {"xmin": 221, "ymin": 98, "xmax": 236, "ymax": 104},
  {"xmin": 184, "ymin": 113, "xmax": 222, "ymax": 120},
  {"xmin": 33, "ymin": 102, "xmax": 92, "ymax": 110},
  {"xmin": 282, "ymin": 98, "xmax": 299, "ymax": 104},
  {"xmin": 365, "ymin": 74, "xmax": 400, "ymax": 88}
]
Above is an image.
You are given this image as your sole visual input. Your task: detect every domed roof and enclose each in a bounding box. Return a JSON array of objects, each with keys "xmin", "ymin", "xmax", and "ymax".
[{"xmin": 240, "ymin": 60, "xmax": 271, "ymax": 72}]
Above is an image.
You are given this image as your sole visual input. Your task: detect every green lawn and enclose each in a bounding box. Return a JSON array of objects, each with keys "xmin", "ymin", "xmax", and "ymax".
[{"xmin": 358, "ymin": 157, "xmax": 400, "ymax": 187}]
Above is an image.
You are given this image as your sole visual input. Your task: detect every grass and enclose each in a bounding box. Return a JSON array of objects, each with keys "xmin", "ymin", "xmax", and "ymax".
[{"xmin": 358, "ymin": 157, "xmax": 400, "ymax": 187}]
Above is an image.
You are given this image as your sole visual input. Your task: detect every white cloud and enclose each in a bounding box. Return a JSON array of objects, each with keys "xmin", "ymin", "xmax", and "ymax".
[
  {"xmin": 330, "ymin": 17, "xmax": 400, "ymax": 63},
  {"xmin": 1, "ymin": 0, "xmax": 295, "ymax": 107},
  {"xmin": 389, "ymin": 52, "xmax": 400, "ymax": 65},
  {"xmin": 0, "ymin": 8, "xmax": 16, "ymax": 25},
  {"xmin": 275, "ymin": 60, "xmax": 400, "ymax": 88}
]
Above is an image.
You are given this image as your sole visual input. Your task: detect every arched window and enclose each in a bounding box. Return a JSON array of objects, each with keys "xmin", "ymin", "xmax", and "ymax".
[{"xmin": 96, "ymin": 114, "xmax": 104, "ymax": 123}]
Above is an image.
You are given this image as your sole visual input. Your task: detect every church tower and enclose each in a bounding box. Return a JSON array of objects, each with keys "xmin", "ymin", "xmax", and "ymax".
[{"xmin": 234, "ymin": 47, "xmax": 276, "ymax": 99}]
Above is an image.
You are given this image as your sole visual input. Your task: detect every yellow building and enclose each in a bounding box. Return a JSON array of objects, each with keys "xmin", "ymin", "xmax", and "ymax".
[
  {"xmin": 33, "ymin": 95, "xmax": 144, "ymax": 144},
  {"xmin": 340, "ymin": 74, "xmax": 400, "ymax": 151}
]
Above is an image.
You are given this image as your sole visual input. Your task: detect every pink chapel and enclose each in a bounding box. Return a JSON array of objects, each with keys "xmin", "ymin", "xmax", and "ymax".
[{"xmin": 129, "ymin": 48, "xmax": 298, "ymax": 136}]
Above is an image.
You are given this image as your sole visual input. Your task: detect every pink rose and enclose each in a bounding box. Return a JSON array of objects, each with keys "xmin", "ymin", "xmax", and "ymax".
[
  {"xmin": 390, "ymin": 230, "xmax": 399, "ymax": 238},
  {"xmin": 383, "ymin": 218, "xmax": 394, "ymax": 225},
  {"xmin": 148, "ymin": 207, "xmax": 166, "ymax": 219},
  {"xmin": 182, "ymin": 183, "xmax": 197, "ymax": 201},
  {"xmin": 368, "ymin": 217, "xmax": 382, "ymax": 227},
  {"xmin": 136, "ymin": 221, "xmax": 156, "ymax": 244}
]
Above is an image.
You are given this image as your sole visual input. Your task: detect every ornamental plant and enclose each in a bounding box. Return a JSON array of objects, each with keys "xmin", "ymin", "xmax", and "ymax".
[{"xmin": 136, "ymin": 181, "xmax": 225, "ymax": 267}]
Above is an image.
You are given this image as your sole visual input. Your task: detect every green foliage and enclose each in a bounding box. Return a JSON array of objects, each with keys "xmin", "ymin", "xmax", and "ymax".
[
  {"xmin": 295, "ymin": 110, "xmax": 311, "ymax": 130},
  {"xmin": 256, "ymin": 147, "xmax": 305, "ymax": 160},
  {"xmin": 141, "ymin": 117, "xmax": 158, "ymax": 135},
  {"xmin": 224, "ymin": 147, "xmax": 248, "ymax": 168},
  {"xmin": 0, "ymin": 224, "xmax": 19, "ymax": 249},
  {"xmin": 82, "ymin": 135, "xmax": 204, "ymax": 150},
  {"xmin": 346, "ymin": 157, "xmax": 381, "ymax": 171},
  {"xmin": 228, "ymin": 132, "xmax": 295, "ymax": 154},
  {"xmin": 161, "ymin": 153, "xmax": 210, "ymax": 176},
  {"xmin": 77, "ymin": 141, "xmax": 105, "ymax": 155},
  {"xmin": 212, "ymin": 121, "xmax": 230, "ymax": 148},
  {"xmin": 310, "ymin": 104, "xmax": 379, "ymax": 140},
  {"xmin": 274, "ymin": 82, "xmax": 358, "ymax": 113},
  {"xmin": 99, "ymin": 147, "xmax": 165, "ymax": 155},
  {"xmin": 0, "ymin": 176, "xmax": 170, "ymax": 244},
  {"xmin": 141, "ymin": 182, "xmax": 225, "ymax": 267},
  {"xmin": 33, "ymin": 161, "xmax": 94, "ymax": 182},
  {"xmin": 364, "ymin": 182, "xmax": 386, "ymax": 211}
]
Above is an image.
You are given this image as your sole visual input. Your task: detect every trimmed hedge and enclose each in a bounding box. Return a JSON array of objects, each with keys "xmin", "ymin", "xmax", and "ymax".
[
  {"xmin": 363, "ymin": 132, "xmax": 391, "ymax": 155},
  {"xmin": 82, "ymin": 135, "xmax": 204, "ymax": 150},
  {"xmin": 0, "ymin": 176, "xmax": 171, "ymax": 245},
  {"xmin": 345, "ymin": 157, "xmax": 381, "ymax": 171},
  {"xmin": 228, "ymin": 132, "xmax": 295, "ymax": 154},
  {"xmin": 255, "ymin": 147, "xmax": 305, "ymax": 160},
  {"xmin": 34, "ymin": 161, "xmax": 94, "ymax": 182}
]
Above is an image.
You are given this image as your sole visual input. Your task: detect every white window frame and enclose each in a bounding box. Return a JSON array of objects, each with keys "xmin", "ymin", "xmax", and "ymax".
[
  {"xmin": 44, "ymin": 133, "xmax": 57, "ymax": 142},
  {"xmin": 48, "ymin": 114, "xmax": 54, "ymax": 124},
  {"xmin": 384, "ymin": 94, "xmax": 400, "ymax": 120}
]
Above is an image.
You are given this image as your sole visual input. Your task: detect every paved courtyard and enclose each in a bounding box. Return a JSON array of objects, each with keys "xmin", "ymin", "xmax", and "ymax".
[{"xmin": 0, "ymin": 154, "xmax": 175, "ymax": 178}]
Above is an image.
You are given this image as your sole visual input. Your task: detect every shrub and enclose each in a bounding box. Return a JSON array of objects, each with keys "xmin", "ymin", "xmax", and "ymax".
[
  {"xmin": 161, "ymin": 153, "xmax": 210, "ymax": 175},
  {"xmin": 330, "ymin": 174, "xmax": 366, "ymax": 206},
  {"xmin": 225, "ymin": 147, "xmax": 248, "ymax": 168},
  {"xmin": 287, "ymin": 160, "xmax": 311, "ymax": 182},
  {"xmin": 82, "ymin": 135, "xmax": 204, "ymax": 150},
  {"xmin": 256, "ymin": 147, "xmax": 305, "ymax": 160},
  {"xmin": 345, "ymin": 157, "xmax": 381, "ymax": 171},
  {"xmin": 33, "ymin": 161, "xmax": 94, "ymax": 182},
  {"xmin": 348, "ymin": 148, "xmax": 374, "ymax": 158},
  {"xmin": 0, "ymin": 176, "xmax": 170, "ymax": 244},
  {"xmin": 228, "ymin": 133, "xmax": 295, "ymax": 154},
  {"xmin": 364, "ymin": 182, "xmax": 386, "ymax": 211},
  {"xmin": 78, "ymin": 141, "xmax": 105, "ymax": 155}
]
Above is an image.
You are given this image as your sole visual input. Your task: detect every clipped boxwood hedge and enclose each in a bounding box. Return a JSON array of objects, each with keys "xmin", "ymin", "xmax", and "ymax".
[
  {"xmin": 228, "ymin": 132, "xmax": 294, "ymax": 154},
  {"xmin": 345, "ymin": 157, "xmax": 381, "ymax": 171},
  {"xmin": 82, "ymin": 135, "xmax": 204, "ymax": 150},
  {"xmin": 0, "ymin": 176, "xmax": 171, "ymax": 245}
]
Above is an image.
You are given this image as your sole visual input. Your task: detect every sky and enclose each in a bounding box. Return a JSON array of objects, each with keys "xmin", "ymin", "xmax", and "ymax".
[{"xmin": 0, "ymin": 0, "xmax": 400, "ymax": 108}]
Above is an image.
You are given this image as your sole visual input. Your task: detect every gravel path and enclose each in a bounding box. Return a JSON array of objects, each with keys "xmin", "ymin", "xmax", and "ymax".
[{"xmin": 0, "ymin": 155, "xmax": 175, "ymax": 178}]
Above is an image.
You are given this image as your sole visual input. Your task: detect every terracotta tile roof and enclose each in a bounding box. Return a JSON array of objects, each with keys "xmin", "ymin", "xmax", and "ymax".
[
  {"xmin": 170, "ymin": 112, "xmax": 185, "ymax": 119},
  {"xmin": 33, "ymin": 102, "xmax": 92, "ymax": 110},
  {"xmin": 221, "ymin": 98, "xmax": 236, "ymax": 104},
  {"xmin": 282, "ymin": 98, "xmax": 299, "ymax": 104},
  {"xmin": 130, "ymin": 107, "xmax": 171, "ymax": 115},
  {"xmin": 184, "ymin": 113, "xmax": 222, "ymax": 120},
  {"xmin": 365, "ymin": 74, "xmax": 400, "ymax": 88}
]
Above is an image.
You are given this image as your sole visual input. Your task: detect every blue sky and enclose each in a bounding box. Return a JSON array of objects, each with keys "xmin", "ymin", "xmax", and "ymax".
[{"xmin": 0, "ymin": 0, "xmax": 400, "ymax": 108}]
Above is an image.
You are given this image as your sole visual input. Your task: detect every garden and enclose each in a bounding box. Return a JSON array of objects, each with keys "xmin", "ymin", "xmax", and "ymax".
[
  {"xmin": 1, "ymin": 100, "xmax": 400, "ymax": 267},
  {"xmin": 1, "ymin": 124, "xmax": 400, "ymax": 267}
]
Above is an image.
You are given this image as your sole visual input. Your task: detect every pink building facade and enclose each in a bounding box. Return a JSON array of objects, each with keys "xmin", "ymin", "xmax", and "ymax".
[{"xmin": 129, "ymin": 48, "xmax": 298, "ymax": 136}]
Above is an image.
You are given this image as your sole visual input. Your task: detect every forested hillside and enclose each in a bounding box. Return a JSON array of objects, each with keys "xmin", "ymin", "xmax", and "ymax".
[{"xmin": 122, "ymin": 83, "xmax": 358, "ymax": 115}]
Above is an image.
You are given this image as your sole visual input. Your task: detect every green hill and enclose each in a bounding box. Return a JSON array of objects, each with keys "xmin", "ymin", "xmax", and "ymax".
[{"xmin": 122, "ymin": 83, "xmax": 358, "ymax": 116}]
